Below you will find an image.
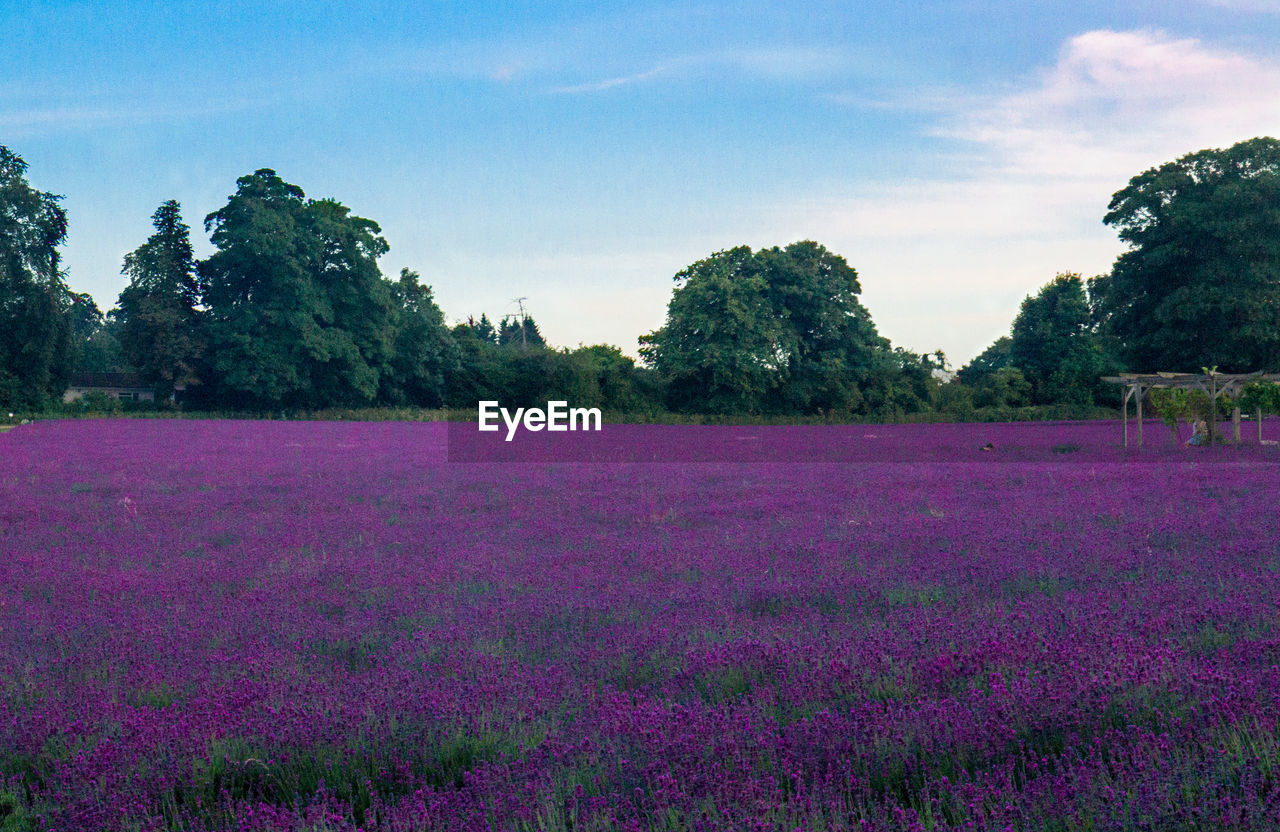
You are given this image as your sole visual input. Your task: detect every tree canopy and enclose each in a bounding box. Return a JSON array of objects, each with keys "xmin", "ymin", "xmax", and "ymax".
[
  {"xmin": 1094, "ymin": 136, "xmax": 1280, "ymax": 373},
  {"xmin": 640, "ymin": 241, "xmax": 908, "ymax": 416},
  {"xmin": 956, "ymin": 337, "xmax": 1012, "ymax": 386},
  {"xmin": 15, "ymin": 134, "xmax": 1280, "ymax": 420},
  {"xmin": 1008, "ymin": 273, "xmax": 1118, "ymax": 405},
  {"xmin": 0, "ymin": 146, "xmax": 74, "ymax": 409},
  {"xmin": 118, "ymin": 200, "xmax": 201, "ymax": 400},
  {"xmin": 199, "ymin": 170, "xmax": 395, "ymax": 410},
  {"xmin": 384, "ymin": 268, "xmax": 454, "ymax": 407}
]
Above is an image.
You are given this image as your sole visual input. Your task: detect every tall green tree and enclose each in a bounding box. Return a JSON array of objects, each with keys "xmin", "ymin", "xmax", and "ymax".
[
  {"xmin": 445, "ymin": 317, "xmax": 507, "ymax": 406},
  {"xmin": 1094, "ymin": 137, "xmax": 1280, "ymax": 372},
  {"xmin": 384, "ymin": 268, "xmax": 454, "ymax": 407},
  {"xmin": 199, "ymin": 169, "xmax": 394, "ymax": 410},
  {"xmin": 640, "ymin": 242, "xmax": 895, "ymax": 415},
  {"xmin": 759, "ymin": 241, "xmax": 889, "ymax": 415},
  {"xmin": 498, "ymin": 314, "xmax": 545, "ymax": 348},
  {"xmin": 1008, "ymin": 273, "xmax": 1120, "ymax": 405},
  {"xmin": 118, "ymin": 200, "xmax": 202, "ymax": 400},
  {"xmin": 0, "ymin": 146, "xmax": 74, "ymax": 409},
  {"xmin": 640, "ymin": 246, "xmax": 785, "ymax": 413},
  {"xmin": 65, "ymin": 291, "xmax": 105, "ymax": 372},
  {"xmin": 79, "ymin": 310, "xmax": 129, "ymax": 374},
  {"xmin": 957, "ymin": 336, "xmax": 1013, "ymax": 386}
]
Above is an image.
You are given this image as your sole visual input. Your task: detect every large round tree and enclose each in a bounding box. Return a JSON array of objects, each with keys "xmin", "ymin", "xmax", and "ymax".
[
  {"xmin": 199, "ymin": 169, "xmax": 395, "ymax": 410},
  {"xmin": 639, "ymin": 241, "xmax": 893, "ymax": 415},
  {"xmin": 1095, "ymin": 137, "xmax": 1280, "ymax": 373}
]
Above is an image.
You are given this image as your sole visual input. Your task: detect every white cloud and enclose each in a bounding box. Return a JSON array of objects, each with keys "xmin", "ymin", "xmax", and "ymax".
[
  {"xmin": 782, "ymin": 29, "xmax": 1280, "ymax": 362},
  {"xmin": 943, "ymin": 29, "xmax": 1280, "ymax": 179}
]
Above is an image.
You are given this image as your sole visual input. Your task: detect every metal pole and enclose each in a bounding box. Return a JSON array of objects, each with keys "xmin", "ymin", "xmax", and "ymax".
[{"xmin": 1233, "ymin": 407, "xmax": 1241, "ymax": 443}]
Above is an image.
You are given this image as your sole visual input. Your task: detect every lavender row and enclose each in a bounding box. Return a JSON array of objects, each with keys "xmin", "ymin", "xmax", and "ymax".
[{"xmin": 2, "ymin": 419, "xmax": 1279, "ymax": 830}]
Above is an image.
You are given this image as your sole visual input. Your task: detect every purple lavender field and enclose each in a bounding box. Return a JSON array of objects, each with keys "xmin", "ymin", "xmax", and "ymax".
[{"xmin": 4, "ymin": 419, "xmax": 1280, "ymax": 831}]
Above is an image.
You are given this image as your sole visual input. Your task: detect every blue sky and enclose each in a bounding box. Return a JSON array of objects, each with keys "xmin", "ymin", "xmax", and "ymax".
[{"xmin": 7, "ymin": 1, "xmax": 1280, "ymax": 364}]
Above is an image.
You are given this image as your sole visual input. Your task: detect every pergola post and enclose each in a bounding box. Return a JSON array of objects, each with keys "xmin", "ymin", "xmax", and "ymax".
[
  {"xmin": 1136, "ymin": 386, "xmax": 1144, "ymax": 447},
  {"xmin": 1103, "ymin": 372, "xmax": 1280, "ymax": 450},
  {"xmin": 1209, "ymin": 374, "xmax": 1218, "ymax": 443},
  {"xmin": 1122, "ymin": 386, "xmax": 1129, "ymax": 447}
]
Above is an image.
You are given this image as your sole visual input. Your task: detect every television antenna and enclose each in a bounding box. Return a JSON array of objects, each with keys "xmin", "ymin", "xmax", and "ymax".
[{"xmin": 510, "ymin": 297, "xmax": 529, "ymax": 347}]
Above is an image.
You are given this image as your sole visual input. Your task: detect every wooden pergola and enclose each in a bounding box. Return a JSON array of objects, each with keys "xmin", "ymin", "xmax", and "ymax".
[{"xmin": 1102, "ymin": 372, "xmax": 1280, "ymax": 447}]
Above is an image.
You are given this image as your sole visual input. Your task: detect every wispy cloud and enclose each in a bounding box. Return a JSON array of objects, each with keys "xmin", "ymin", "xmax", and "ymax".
[
  {"xmin": 547, "ymin": 67, "xmax": 669, "ymax": 94},
  {"xmin": 544, "ymin": 45, "xmax": 854, "ymax": 94},
  {"xmin": 940, "ymin": 29, "xmax": 1280, "ymax": 180},
  {"xmin": 818, "ymin": 28, "xmax": 1280, "ymax": 231},
  {"xmin": 0, "ymin": 97, "xmax": 265, "ymax": 137},
  {"xmin": 772, "ymin": 29, "xmax": 1280, "ymax": 359}
]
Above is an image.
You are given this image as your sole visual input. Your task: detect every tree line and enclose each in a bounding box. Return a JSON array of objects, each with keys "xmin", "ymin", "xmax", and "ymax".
[{"xmin": 4, "ymin": 137, "xmax": 1280, "ymax": 419}]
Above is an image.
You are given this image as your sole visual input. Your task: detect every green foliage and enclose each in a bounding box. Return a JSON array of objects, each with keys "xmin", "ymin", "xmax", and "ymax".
[
  {"xmin": 1009, "ymin": 273, "xmax": 1120, "ymax": 405},
  {"xmin": 444, "ymin": 322, "xmax": 510, "ymax": 406},
  {"xmin": 572, "ymin": 344, "xmax": 650, "ymax": 412},
  {"xmin": 956, "ymin": 336, "xmax": 1012, "ymax": 386},
  {"xmin": 118, "ymin": 200, "xmax": 202, "ymax": 400},
  {"xmin": 640, "ymin": 245, "xmax": 786, "ymax": 414},
  {"xmin": 64, "ymin": 390, "xmax": 124, "ymax": 415},
  {"xmin": 1240, "ymin": 381, "xmax": 1280, "ymax": 416},
  {"xmin": 1143, "ymin": 387, "xmax": 1215, "ymax": 447},
  {"xmin": 1009, "ymin": 275, "xmax": 1090, "ymax": 388},
  {"xmin": 1096, "ymin": 137, "xmax": 1280, "ymax": 372},
  {"xmin": 934, "ymin": 379, "xmax": 975, "ymax": 419},
  {"xmin": 199, "ymin": 170, "xmax": 395, "ymax": 410},
  {"xmin": 66, "ymin": 291, "xmax": 101, "ymax": 341},
  {"xmin": 441, "ymin": 318, "xmax": 652, "ymax": 413},
  {"xmin": 0, "ymin": 145, "xmax": 74, "ymax": 410},
  {"xmin": 468, "ymin": 313, "xmax": 498, "ymax": 344},
  {"xmin": 1184, "ymin": 389, "xmax": 1214, "ymax": 422},
  {"xmin": 1149, "ymin": 388, "xmax": 1190, "ymax": 442},
  {"xmin": 971, "ymin": 367, "xmax": 1032, "ymax": 409},
  {"xmin": 859, "ymin": 347, "xmax": 941, "ymax": 420},
  {"xmin": 383, "ymin": 269, "xmax": 455, "ymax": 407},
  {"xmin": 498, "ymin": 314, "xmax": 545, "ymax": 348},
  {"xmin": 641, "ymin": 241, "xmax": 910, "ymax": 416},
  {"xmin": 64, "ymin": 291, "xmax": 112, "ymax": 373},
  {"xmin": 77, "ymin": 314, "xmax": 130, "ymax": 374},
  {"xmin": 0, "ymin": 787, "xmax": 33, "ymax": 832}
]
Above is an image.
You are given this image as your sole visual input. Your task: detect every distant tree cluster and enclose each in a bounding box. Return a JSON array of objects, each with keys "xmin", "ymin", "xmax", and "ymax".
[
  {"xmin": 0, "ymin": 160, "xmax": 653, "ymax": 414},
  {"xmin": 949, "ymin": 137, "xmax": 1280, "ymax": 413},
  {"xmin": 640, "ymin": 242, "xmax": 938, "ymax": 418},
  {"xmin": 952, "ymin": 273, "xmax": 1122, "ymax": 413},
  {"xmin": 5, "ymin": 136, "xmax": 1280, "ymax": 418}
]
